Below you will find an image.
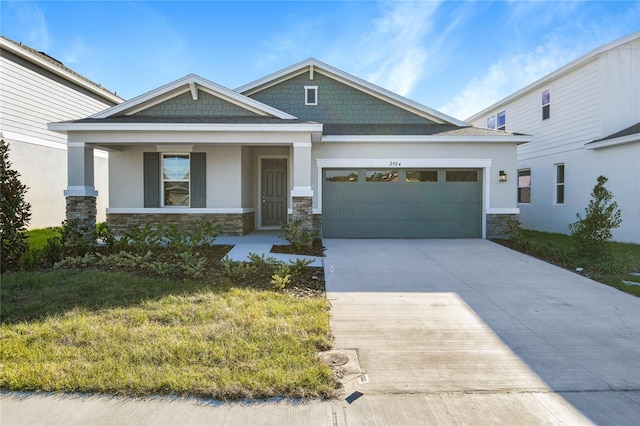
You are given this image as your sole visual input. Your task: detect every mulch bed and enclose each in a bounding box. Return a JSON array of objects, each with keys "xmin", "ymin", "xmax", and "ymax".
[{"xmin": 270, "ymin": 238, "xmax": 326, "ymax": 257}]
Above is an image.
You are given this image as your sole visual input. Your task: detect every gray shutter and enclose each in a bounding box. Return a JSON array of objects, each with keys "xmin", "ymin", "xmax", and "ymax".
[
  {"xmin": 143, "ymin": 152, "xmax": 160, "ymax": 208},
  {"xmin": 190, "ymin": 152, "xmax": 206, "ymax": 208}
]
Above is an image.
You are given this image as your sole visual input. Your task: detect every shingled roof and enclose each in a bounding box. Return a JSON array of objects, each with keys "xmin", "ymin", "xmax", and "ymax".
[{"xmin": 0, "ymin": 35, "xmax": 122, "ymax": 102}]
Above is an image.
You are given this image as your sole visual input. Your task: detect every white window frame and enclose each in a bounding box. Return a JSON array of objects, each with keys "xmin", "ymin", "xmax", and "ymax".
[
  {"xmin": 161, "ymin": 153, "xmax": 191, "ymax": 207},
  {"xmin": 542, "ymin": 89, "xmax": 550, "ymax": 120},
  {"xmin": 497, "ymin": 110, "xmax": 506, "ymax": 131},
  {"xmin": 517, "ymin": 168, "xmax": 531, "ymax": 204},
  {"xmin": 304, "ymin": 86, "xmax": 318, "ymax": 106},
  {"xmin": 555, "ymin": 163, "xmax": 565, "ymax": 205}
]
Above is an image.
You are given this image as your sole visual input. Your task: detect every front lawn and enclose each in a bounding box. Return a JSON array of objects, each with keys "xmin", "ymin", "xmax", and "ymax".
[
  {"xmin": 495, "ymin": 229, "xmax": 640, "ymax": 297},
  {"xmin": 0, "ymin": 269, "xmax": 336, "ymax": 399},
  {"xmin": 2, "ymin": 222, "xmax": 337, "ymax": 399}
]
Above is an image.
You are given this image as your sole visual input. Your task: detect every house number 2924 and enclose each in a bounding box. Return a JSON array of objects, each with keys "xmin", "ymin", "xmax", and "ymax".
[{"xmin": 389, "ymin": 161, "xmax": 401, "ymax": 166}]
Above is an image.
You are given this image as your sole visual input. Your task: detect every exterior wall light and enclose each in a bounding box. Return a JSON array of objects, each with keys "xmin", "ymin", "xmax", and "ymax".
[{"xmin": 499, "ymin": 170, "xmax": 507, "ymax": 182}]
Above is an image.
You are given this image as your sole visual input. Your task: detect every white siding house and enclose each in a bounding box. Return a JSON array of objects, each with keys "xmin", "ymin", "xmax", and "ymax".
[
  {"xmin": 0, "ymin": 36, "xmax": 123, "ymax": 228},
  {"xmin": 467, "ymin": 33, "xmax": 640, "ymax": 244}
]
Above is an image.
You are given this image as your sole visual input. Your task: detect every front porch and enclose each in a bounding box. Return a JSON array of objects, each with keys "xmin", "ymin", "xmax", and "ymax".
[{"xmin": 62, "ymin": 137, "xmax": 319, "ymax": 237}]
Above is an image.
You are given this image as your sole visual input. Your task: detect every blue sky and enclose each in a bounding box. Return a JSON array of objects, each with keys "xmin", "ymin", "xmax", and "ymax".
[{"xmin": 2, "ymin": 1, "xmax": 638, "ymax": 120}]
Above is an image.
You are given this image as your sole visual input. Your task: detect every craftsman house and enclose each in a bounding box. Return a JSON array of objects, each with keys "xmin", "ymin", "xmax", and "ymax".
[{"xmin": 49, "ymin": 59, "xmax": 529, "ymax": 238}]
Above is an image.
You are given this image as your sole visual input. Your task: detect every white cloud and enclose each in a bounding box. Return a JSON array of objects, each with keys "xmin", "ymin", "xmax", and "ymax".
[
  {"xmin": 8, "ymin": 2, "xmax": 50, "ymax": 51},
  {"xmin": 357, "ymin": 1, "xmax": 441, "ymax": 96},
  {"xmin": 440, "ymin": 37, "xmax": 581, "ymax": 121}
]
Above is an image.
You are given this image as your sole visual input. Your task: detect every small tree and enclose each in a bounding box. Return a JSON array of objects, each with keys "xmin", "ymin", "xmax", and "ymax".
[
  {"xmin": 1, "ymin": 138, "xmax": 32, "ymax": 271},
  {"xmin": 569, "ymin": 175, "xmax": 622, "ymax": 260}
]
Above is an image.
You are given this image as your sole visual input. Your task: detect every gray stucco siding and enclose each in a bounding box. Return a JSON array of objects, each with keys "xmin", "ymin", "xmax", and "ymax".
[
  {"xmin": 249, "ymin": 72, "xmax": 434, "ymax": 124},
  {"xmin": 134, "ymin": 91, "xmax": 260, "ymax": 117}
]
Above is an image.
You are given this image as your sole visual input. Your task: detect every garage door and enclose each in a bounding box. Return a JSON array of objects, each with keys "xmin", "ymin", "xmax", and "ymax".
[{"xmin": 322, "ymin": 168, "xmax": 482, "ymax": 238}]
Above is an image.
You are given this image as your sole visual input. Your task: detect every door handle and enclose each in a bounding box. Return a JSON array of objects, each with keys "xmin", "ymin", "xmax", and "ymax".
[{"xmin": 262, "ymin": 197, "xmax": 266, "ymax": 206}]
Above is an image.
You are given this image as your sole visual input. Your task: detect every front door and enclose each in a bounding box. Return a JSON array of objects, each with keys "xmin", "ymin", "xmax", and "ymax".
[{"xmin": 261, "ymin": 159, "xmax": 287, "ymax": 226}]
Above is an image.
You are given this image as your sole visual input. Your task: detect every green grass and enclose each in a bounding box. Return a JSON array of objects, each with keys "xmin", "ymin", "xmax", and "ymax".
[
  {"xmin": 0, "ymin": 269, "xmax": 336, "ymax": 399},
  {"xmin": 514, "ymin": 230, "xmax": 640, "ymax": 297},
  {"xmin": 24, "ymin": 227, "xmax": 61, "ymax": 250}
]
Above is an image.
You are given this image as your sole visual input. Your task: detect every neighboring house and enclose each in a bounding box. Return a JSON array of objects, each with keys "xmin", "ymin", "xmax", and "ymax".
[
  {"xmin": 0, "ymin": 35, "xmax": 123, "ymax": 229},
  {"xmin": 49, "ymin": 58, "xmax": 529, "ymax": 239},
  {"xmin": 467, "ymin": 32, "xmax": 640, "ymax": 244}
]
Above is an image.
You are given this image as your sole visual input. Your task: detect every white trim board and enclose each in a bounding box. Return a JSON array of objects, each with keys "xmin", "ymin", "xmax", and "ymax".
[{"xmin": 1, "ymin": 130, "xmax": 109, "ymax": 158}]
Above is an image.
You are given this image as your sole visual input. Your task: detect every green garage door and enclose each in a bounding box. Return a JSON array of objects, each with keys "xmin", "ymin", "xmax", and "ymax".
[{"xmin": 322, "ymin": 169, "xmax": 482, "ymax": 238}]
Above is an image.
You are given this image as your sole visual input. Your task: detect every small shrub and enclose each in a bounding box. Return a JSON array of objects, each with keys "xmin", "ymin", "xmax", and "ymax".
[
  {"xmin": 271, "ymin": 271, "xmax": 291, "ymax": 290},
  {"xmin": 569, "ymin": 176, "xmax": 622, "ymax": 261},
  {"xmin": 19, "ymin": 247, "xmax": 41, "ymax": 271},
  {"xmin": 281, "ymin": 218, "xmax": 318, "ymax": 252},
  {"xmin": 41, "ymin": 236, "xmax": 64, "ymax": 265},
  {"xmin": 176, "ymin": 251, "xmax": 207, "ymax": 279},
  {"xmin": 59, "ymin": 220, "xmax": 94, "ymax": 257},
  {"xmin": 506, "ymin": 220, "xmax": 526, "ymax": 246},
  {"xmin": 289, "ymin": 257, "xmax": 314, "ymax": 278}
]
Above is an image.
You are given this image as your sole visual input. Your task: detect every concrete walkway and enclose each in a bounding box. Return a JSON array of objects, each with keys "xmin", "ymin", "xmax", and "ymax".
[
  {"xmin": 215, "ymin": 230, "xmax": 323, "ymax": 267},
  {"xmin": 2, "ymin": 239, "xmax": 639, "ymax": 425}
]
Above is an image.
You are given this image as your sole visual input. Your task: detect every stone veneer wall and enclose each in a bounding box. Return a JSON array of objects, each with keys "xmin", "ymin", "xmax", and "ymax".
[
  {"xmin": 312, "ymin": 213, "xmax": 322, "ymax": 233},
  {"xmin": 107, "ymin": 212, "xmax": 255, "ymax": 236},
  {"xmin": 66, "ymin": 196, "xmax": 97, "ymax": 240},
  {"xmin": 486, "ymin": 213, "xmax": 519, "ymax": 239},
  {"xmin": 291, "ymin": 196, "xmax": 313, "ymax": 231}
]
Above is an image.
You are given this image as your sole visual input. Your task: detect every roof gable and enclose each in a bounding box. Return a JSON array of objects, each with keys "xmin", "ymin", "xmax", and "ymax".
[
  {"xmin": 236, "ymin": 58, "xmax": 468, "ymax": 127},
  {"xmin": 92, "ymin": 74, "xmax": 297, "ymax": 119},
  {"xmin": 131, "ymin": 90, "xmax": 260, "ymax": 118}
]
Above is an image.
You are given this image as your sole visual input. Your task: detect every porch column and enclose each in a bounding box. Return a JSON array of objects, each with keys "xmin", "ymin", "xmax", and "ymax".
[
  {"xmin": 291, "ymin": 141, "xmax": 314, "ymax": 231},
  {"xmin": 64, "ymin": 142, "xmax": 98, "ymax": 240}
]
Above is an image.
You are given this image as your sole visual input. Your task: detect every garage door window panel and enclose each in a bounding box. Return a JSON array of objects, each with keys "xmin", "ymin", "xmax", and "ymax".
[
  {"xmin": 325, "ymin": 170, "xmax": 359, "ymax": 182},
  {"xmin": 366, "ymin": 170, "xmax": 398, "ymax": 182},
  {"xmin": 406, "ymin": 170, "xmax": 438, "ymax": 182},
  {"xmin": 446, "ymin": 170, "xmax": 478, "ymax": 182}
]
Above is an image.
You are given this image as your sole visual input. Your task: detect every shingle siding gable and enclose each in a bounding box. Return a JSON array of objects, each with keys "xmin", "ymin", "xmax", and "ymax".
[
  {"xmin": 248, "ymin": 72, "xmax": 434, "ymax": 124},
  {"xmin": 133, "ymin": 91, "xmax": 260, "ymax": 117}
]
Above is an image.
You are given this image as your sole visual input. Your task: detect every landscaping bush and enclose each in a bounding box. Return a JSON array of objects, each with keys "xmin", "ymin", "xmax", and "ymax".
[
  {"xmin": 569, "ymin": 175, "xmax": 622, "ymax": 261},
  {"xmin": 281, "ymin": 218, "xmax": 318, "ymax": 251},
  {"xmin": 221, "ymin": 253, "xmax": 313, "ymax": 290},
  {"xmin": 0, "ymin": 138, "xmax": 31, "ymax": 272}
]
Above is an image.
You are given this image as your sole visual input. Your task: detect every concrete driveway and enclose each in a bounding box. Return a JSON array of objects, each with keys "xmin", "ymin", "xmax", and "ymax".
[{"xmin": 324, "ymin": 239, "xmax": 640, "ymax": 425}]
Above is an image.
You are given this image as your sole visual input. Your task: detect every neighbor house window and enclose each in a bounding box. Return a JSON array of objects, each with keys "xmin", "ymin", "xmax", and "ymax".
[
  {"xmin": 555, "ymin": 164, "xmax": 565, "ymax": 204},
  {"xmin": 305, "ymin": 86, "xmax": 318, "ymax": 105},
  {"xmin": 497, "ymin": 110, "xmax": 506, "ymax": 130},
  {"xmin": 542, "ymin": 90, "xmax": 550, "ymax": 120},
  {"xmin": 518, "ymin": 169, "xmax": 531, "ymax": 203},
  {"xmin": 487, "ymin": 115, "xmax": 496, "ymax": 129},
  {"xmin": 162, "ymin": 154, "xmax": 190, "ymax": 206}
]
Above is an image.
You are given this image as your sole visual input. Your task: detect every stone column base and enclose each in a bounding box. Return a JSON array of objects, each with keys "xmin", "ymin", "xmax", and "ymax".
[
  {"xmin": 66, "ymin": 196, "xmax": 97, "ymax": 240},
  {"xmin": 486, "ymin": 213, "xmax": 519, "ymax": 239},
  {"xmin": 292, "ymin": 196, "xmax": 313, "ymax": 231}
]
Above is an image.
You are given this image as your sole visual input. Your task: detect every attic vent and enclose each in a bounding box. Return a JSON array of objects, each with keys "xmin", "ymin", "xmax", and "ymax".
[{"xmin": 305, "ymin": 86, "xmax": 318, "ymax": 106}]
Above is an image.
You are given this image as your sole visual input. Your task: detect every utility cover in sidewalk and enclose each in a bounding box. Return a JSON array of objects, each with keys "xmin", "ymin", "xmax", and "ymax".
[{"xmin": 319, "ymin": 351, "xmax": 349, "ymax": 366}]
